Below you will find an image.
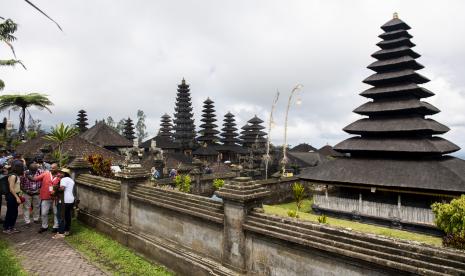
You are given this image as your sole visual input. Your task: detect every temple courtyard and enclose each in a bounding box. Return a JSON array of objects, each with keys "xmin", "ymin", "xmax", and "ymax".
[{"xmin": 2, "ymin": 1, "xmax": 465, "ymax": 276}]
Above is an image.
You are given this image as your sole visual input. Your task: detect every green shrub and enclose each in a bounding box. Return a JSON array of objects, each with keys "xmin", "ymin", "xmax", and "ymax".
[
  {"xmin": 174, "ymin": 174, "xmax": 191, "ymax": 193},
  {"xmin": 317, "ymin": 214, "xmax": 328, "ymax": 224},
  {"xmin": 292, "ymin": 182, "xmax": 306, "ymax": 212},
  {"xmin": 431, "ymin": 195, "xmax": 465, "ymax": 249},
  {"xmin": 213, "ymin": 178, "xmax": 225, "ymax": 190},
  {"xmin": 287, "ymin": 209, "xmax": 299, "ymax": 218}
]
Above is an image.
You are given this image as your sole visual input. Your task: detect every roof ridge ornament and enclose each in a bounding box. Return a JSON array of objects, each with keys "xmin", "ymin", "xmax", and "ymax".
[{"xmin": 393, "ymin": 12, "xmax": 399, "ymax": 19}]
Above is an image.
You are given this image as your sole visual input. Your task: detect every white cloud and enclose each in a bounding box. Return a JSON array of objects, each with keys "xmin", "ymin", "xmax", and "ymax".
[{"xmin": 1, "ymin": 0, "xmax": 464, "ymax": 156}]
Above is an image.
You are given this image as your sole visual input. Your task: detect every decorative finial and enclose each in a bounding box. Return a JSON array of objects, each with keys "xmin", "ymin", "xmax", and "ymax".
[
  {"xmin": 393, "ymin": 12, "xmax": 398, "ymax": 19},
  {"xmin": 182, "ymin": 78, "xmax": 185, "ymax": 84}
]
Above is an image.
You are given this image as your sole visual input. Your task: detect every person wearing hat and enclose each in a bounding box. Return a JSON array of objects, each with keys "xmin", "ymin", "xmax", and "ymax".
[
  {"xmin": 31, "ymin": 163, "xmax": 61, "ymax": 233},
  {"xmin": 54, "ymin": 167, "xmax": 74, "ymax": 239}
]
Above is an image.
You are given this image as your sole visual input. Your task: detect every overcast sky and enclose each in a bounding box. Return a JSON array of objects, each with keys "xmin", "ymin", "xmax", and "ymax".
[{"xmin": 2, "ymin": 0, "xmax": 465, "ymax": 157}]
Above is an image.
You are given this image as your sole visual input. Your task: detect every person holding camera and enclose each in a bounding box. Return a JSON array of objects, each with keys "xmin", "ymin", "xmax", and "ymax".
[{"xmin": 20, "ymin": 163, "xmax": 43, "ymax": 225}]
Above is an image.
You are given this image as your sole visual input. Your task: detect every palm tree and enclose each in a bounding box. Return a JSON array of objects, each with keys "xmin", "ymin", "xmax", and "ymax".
[
  {"xmin": 0, "ymin": 93, "xmax": 53, "ymax": 136},
  {"xmin": 44, "ymin": 123, "xmax": 79, "ymax": 167}
]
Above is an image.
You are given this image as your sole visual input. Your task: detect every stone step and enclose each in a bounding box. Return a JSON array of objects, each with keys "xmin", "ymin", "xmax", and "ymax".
[
  {"xmin": 77, "ymin": 180, "xmax": 120, "ymax": 194},
  {"xmin": 132, "ymin": 186, "xmax": 222, "ymax": 211},
  {"xmin": 251, "ymin": 211, "xmax": 465, "ymax": 265},
  {"xmin": 128, "ymin": 193, "xmax": 223, "ymax": 224},
  {"xmin": 131, "ymin": 188, "xmax": 223, "ymax": 214},
  {"xmin": 247, "ymin": 214, "xmax": 465, "ymax": 273},
  {"xmin": 244, "ymin": 220, "xmax": 449, "ymax": 276},
  {"xmin": 134, "ymin": 185, "xmax": 223, "ymax": 208},
  {"xmin": 246, "ymin": 214, "xmax": 465, "ymax": 275}
]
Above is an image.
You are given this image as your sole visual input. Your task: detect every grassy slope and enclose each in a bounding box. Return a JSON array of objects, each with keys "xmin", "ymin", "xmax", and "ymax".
[
  {"xmin": 0, "ymin": 239, "xmax": 27, "ymax": 276},
  {"xmin": 263, "ymin": 199, "xmax": 443, "ymax": 247},
  {"xmin": 66, "ymin": 220, "xmax": 172, "ymax": 276}
]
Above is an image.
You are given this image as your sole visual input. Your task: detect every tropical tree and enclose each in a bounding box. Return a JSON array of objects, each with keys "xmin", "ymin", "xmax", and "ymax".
[
  {"xmin": 0, "ymin": 18, "xmax": 26, "ymax": 91},
  {"xmin": 0, "ymin": 93, "xmax": 53, "ymax": 136},
  {"xmin": 116, "ymin": 118, "xmax": 126, "ymax": 134},
  {"xmin": 44, "ymin": 123, "xmax": 79, "ymax": 167},
  {"xmin": 136, "ymin": 109, "xmax": 148, "ymax": 143}
]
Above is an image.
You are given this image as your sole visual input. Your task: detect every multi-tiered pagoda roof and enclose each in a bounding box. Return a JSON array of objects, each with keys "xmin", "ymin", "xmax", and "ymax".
[
  {"xmin": 159, "ymin": 113, "xmax": 173, "ymax": 138},
  {"xmin": 240, "ymin": 115, "xmax": 267, "ymax": 148},
  {"xmin": 197, "ymin": 98, "xmax": 220, "ymax": 145},
  {"xmin": 140, "ymin": 114, "xmax": 177, "ymax": 150},
  {"xmin": 221, "ymin": 112, "xmax": 241, "ymax": 146},
  {"xmin": 123, "ymin": 117, "xmax": 136, "ymax": 141},
  {"xmin": 173, "ymin": 79, "xmax": 196, "ymax": 150},
  {"xmin": 301, "ymin": 15, "xmax": 465, "ymax": 193},
  {"xmin": 76, "ymin": 110, "xmax": 89, "ymax": 133}
]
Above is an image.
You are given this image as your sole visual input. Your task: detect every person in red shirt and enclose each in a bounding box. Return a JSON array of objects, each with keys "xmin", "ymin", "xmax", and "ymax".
[{"xmin": 31, "ymin": 163, "xmax": 61, "ymax": 233}]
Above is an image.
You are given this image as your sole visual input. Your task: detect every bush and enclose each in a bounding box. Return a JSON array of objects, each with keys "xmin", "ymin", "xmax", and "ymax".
[
  {"xmin": 317, "ymin": 214, "xmax": 328, "ymax": 224},
  {"xmin": 212, "ymin": 178, "xmax": 225, "ymax": 190},
  {"xmin": 85, "ymin": 154, "xmax": 113, "ymax": 178},
  {"xmin": 174, "ymin": 174, "xmax": 191, "ymax": 193},
  {"xmin": 431, "ymin": 195, "xmax": 465, "ymax": 249},
  {"xmin": 292, "ymin": 182, "xmax": 306, "ymax": 212},
  {"xmin": 442, "ymin": 233, "xmax": 465, "ymax": 250},
  {"xmin": 287, "ymin": 210, "xmax": 299, "ymax": 218}
]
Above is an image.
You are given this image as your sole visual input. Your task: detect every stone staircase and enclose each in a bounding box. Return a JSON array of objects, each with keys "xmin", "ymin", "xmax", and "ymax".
[
  {"xmin": 76, "ymin": 174, "xmax": 121, "ymax": 193},
  {"xmin": 244, "ymin": 211, "xmax": 465, "ymax": 276},
  {"xmin": 129, "ymin": 185, "xmax": 224, "ymax": 224}
]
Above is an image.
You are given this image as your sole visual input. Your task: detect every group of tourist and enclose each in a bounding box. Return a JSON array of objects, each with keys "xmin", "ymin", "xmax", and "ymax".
[{"xmin": 0, "ymin": 150, "xmax": 75, "ymax": 239}]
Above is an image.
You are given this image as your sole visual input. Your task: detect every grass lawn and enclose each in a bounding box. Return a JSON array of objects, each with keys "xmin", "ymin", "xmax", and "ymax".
[
  {"xmin": 0, "ymin": 239, "xmax": 27, "ymax": 276},
  {"xmin": 66, "ymin": 220, "xmax": 172, "ymax": 276},
  {"xmin": 263, "ymin": 199, "xmax": 443, "ymax": 247}
]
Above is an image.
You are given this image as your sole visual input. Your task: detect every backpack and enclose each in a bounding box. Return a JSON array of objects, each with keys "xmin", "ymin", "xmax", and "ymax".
[{"xmin": 0, "ymin": 174, "xmax": 9, "ymax": 195}]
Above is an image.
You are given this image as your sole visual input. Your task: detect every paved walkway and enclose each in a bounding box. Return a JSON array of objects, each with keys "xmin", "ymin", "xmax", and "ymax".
[{"xmin": 1, "ymin": 202, "xmax": 106, "ymax": 276}]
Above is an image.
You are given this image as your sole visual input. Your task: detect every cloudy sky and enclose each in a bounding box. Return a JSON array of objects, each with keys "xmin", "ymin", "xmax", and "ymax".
[{"xmin": 2, "ymin": 0, "xmax": 465, "ymax": 157}]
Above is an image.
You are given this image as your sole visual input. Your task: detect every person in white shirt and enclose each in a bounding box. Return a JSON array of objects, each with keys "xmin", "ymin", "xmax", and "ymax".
[{"xmin": 53, "ymin": 168, "xmax": 75, "ymax": 239}]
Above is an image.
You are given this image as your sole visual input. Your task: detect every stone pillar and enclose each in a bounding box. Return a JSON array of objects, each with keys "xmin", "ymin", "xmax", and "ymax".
[
  {"xmin": 231, "ymin": 165, "xmax": 242, "ymax": 178},
  {"xmin": 68, "ymin": 157, "xmax": 91, "ymax": 181},
  {"xmin": 358, "ymin": 192, "xmax": 363, "ymax": 212},
  {"xmin": 397, "ymin": 194, "xmax": 402, "ymax": 219},
  {"xmin": 115, "ymin": 164, "xmax": 150, "ymax": 228},
  {"xmin": 215, "ymin": 177, "xmax": 270, "ymax": 272},
  {"xmin": 190, "ymin": 158, "xmax": 204, "ymax": 195}
]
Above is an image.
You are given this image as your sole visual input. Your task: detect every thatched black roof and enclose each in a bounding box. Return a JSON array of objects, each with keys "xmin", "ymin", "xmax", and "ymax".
[
  {"xmin": 197, "ymin": 98, "xmax": 220, "ymax": 145},
  {"xmin": 334, "ymin": 15, "xmax": 459, "ymax": 158},
  {"xmin": 80, "ymin": 122, "xmax": 132, "ymax": 148},
  {"xmin": 193, "ymin": 145, "xmax": 219, "ymax": 156},
  {"xmin": 287, "ymin": 152, "xmax": 323, "ymax": 168},
  {"xmin": 173, "ymin": 78, "xmax": 196, "ymax": 149},
  {"xmin": 140, "ymin": 135, "xmax": 178, "ymax": 150},
  {"xmin": 220, "ymin": 112, "xmax": 241, "ymax": 146},
  {"xmin": 240, "ymin": 115, "xmax": 267, "ymax": 147},
  {"xmin": 302, "ymin": 15, "xmax": 465, "ymax": 193},
  {"xmin": 290, "ymin": 143, "xmax": 317, "ymax": 152},
  {"xmin": 301, "ymin": 156, "xmax": 465, "ymax": 193},
  {"xmin": 16, "ymin": 135, "xmax": 125, "ymax": 165},
  {"xmin": 317, "ymin": 145, "xmax": 345, "ymax": 158}
]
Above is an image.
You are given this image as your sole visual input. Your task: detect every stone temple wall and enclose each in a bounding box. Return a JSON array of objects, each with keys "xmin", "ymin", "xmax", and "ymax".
[{"xmin": 73, "ymin": 170, "xmax": 465, "ymax": 276}]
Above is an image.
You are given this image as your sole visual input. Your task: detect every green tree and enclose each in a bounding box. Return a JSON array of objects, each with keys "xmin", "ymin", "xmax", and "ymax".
[
  {"xmin": 0, "ymin": 18, "xmax": 26, "ymax": 91},
  {"xmin": 0, "ymin": 93, "xmax": 53, "ymax": 136},
  {"xmin": 116, "ymin": 119, "xmax": 125, "ymax": 134},
  {"xmin": 432, "ymin": 195, "xmax": 465, "ymax": 249},
  {"xmin": 174, "ymin": 175, "xmax": 191, "ymax": 193},
  {"xmin": 213, "ymin": 178, "xmax": 225, "ymax": 190},
  {"xmin": 292, "ymin": 182, "xmax": 306, "ymax": 213},
  {"xmin": 44, "ymin": 123, "xmax": 79, "ymax": 167},
  {"xmin": 105, "ymin": 116, "xmax": 116, "ymax": 129},
  {"xmin": 136, "ymin": 109, "xmax": 148, "ymax": 143}
]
